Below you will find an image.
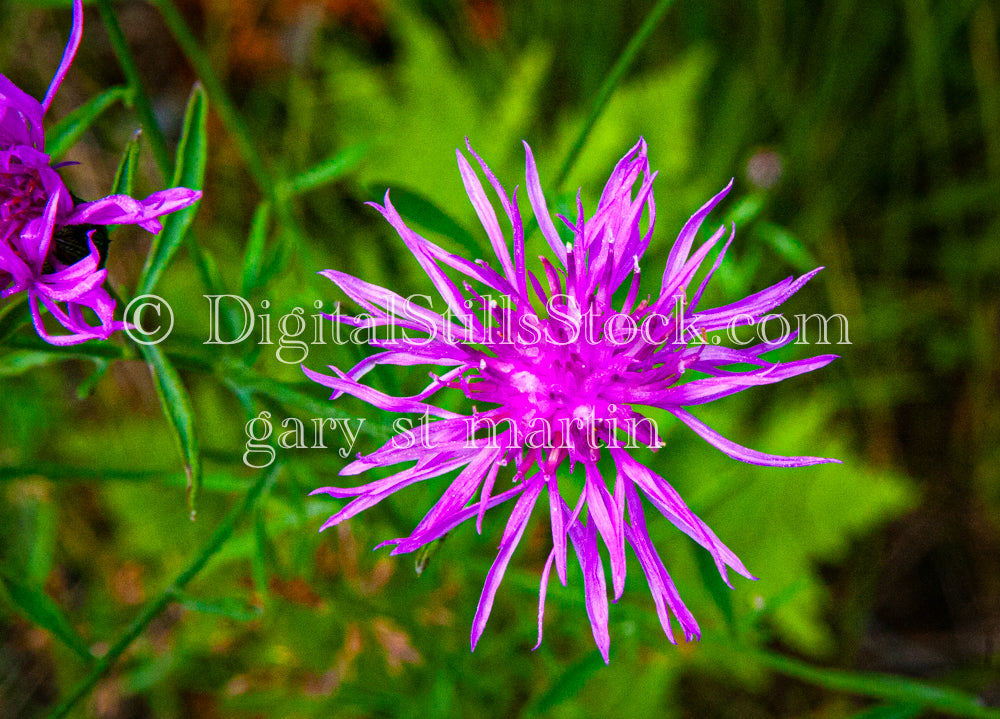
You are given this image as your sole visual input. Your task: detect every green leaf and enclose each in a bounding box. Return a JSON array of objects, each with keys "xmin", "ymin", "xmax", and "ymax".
[
  {"xmin": 139, "ymin": 342, "xmax": 202, "ymax": 520},
  {"xmin": 0, "ymin": 572, "xmax": 94, "ymax": 662},
  {"xmin": 251, "ymin": 504, "xmax": 273, "ymax": 601},
  {"xmin": 755, "ymin": 221, "xmax": 819, "ymax": 273},
  {"xmin": 111, "ymin": 130, "xmax": 142, "ymax": 198},
  {"xmin": 366, "ymin": 184, "xmax": 481, "ymax": 258},
  {"xmin": 277, "ymin": 144, "xmax": 366, "ymax": 198},
  {"xmin": 137, "ymin": 83, "xmax": 208, "ymax": 296},
  {"xmin": 723, "ymin": 193, "xmax": 766, "ymax": 228},
  {"xmin": 46, "ymin": 86, "xmax": 131, "ymax": 162},
  {"xmin": 240, "ymin": 201, "xmax": 272, "ymax": 296}
]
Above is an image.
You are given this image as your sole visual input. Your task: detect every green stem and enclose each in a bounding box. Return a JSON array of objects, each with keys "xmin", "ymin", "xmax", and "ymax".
[
  {"xmin": 46, "ymin": 464, "xmax": 280, "ymax": 719},
  {"xmin": 96, "ymin": 0, "xmax": 172, "ymax": 180},
  {"xmin": 150, "ymin": 0, "xmax": 273, "ymax": 196},
  {"xmin": 555, "ymin": 0, "xmax": 676, "ymax": 189},
  {"xmin": 0, "ymin": 464, "xmax": 250, "ymax": 492},
  {"xmin": 751, "ymin": 648, "xmax": 1000, "ymax": 719}
]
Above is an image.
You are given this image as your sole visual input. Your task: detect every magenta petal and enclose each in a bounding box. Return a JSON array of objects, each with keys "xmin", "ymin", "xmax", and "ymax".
[
  {"xmin": 671, "ymin": 407, "xmax": 841, "ymax": 468},
  {"xmin": 456, "ymin": 149, "xmax": 517, "ymax": 289},
  {"xmin": 523, "ymin": 141, "xmax": 567, "ymax": 267},
  {"xmin": 625, "ymin": 480, "xmax": 700, "ymax": 642},
  {"xmin": 533, "ymin": 549, "xmax": 557, "ymax": 650},
  {"xmin": 567, "ymin": 506, "xmax": 611, "ymax": 664},
  {"xmin": 661, "ymin": 180, "xmax": 733, "ymax": 289},
  {"xmin": 41, "ymin": 0, "xmax": 84, "ymax": 114},
  {"xmin": 584, "ymin": 462, "xmax": 627, "ymax": 601},
  {"xmin": 471, "ymin": 477, "xmax": 543, "ymax": 650},
  {"xmin": 0, "ymin": 75, "xmax": 45, "ymax": 149},
  {"xmin": 64, "ymin": 188, "xmax": 202, "ymax": 230}
]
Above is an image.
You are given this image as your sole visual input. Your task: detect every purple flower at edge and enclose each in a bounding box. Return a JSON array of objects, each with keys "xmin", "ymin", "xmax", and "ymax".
[
  {"xmin": 0, "ymin": 0, "xmax": 201, "ymax": 345},
  {"xmin": 305, "ymin": 139, "xmax": 840, "ymax": 662}
]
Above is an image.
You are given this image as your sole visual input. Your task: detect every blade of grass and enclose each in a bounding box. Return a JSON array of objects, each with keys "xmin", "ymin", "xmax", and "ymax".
[
  {"xmin": 103, "ymin": 130, "xmax": 143, "ymax": 235},
  {"xmin": 110, "ymin": 130, "xmax": 142, "ymax": 197},
  {"xmin": 0, "ymin": 465, "xmax": 251, "ymax": 493},
  {"xmin": 139, "ymin": 342, "xmax": 202, "ymax": 521},
  {"xmin": 136, "ymin": 83, "xmax": 208, "ymax": 296},
  {"xmin": 0, "ymin": 350, "xmax": 75, "ymax": 377},
  {"xmin": 76, "ymin": 358, "xmax": 110, "ymax": 399},
  {"xmin": 555, "ymin": 0, "xmax": 677, "ymax": 188},
  {"xmin": 277, "ymin": 144, "xmax": 367, "ymax": 199},
  {"xmin": 241, "ymin": 201, "xmax": 272, "ymax": 296},
  {"xmin": 169, "ymin": 590, "xmax": 262, "ymax": 622}
]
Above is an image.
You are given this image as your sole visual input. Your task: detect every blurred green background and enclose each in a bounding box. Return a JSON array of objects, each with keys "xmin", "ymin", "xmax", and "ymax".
[{"xmin": 1, "ymin": 0, "xmax": 998, "ymax": 716}]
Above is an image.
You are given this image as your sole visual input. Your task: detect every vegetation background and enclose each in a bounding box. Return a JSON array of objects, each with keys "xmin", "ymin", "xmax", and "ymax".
[{"xmin": 1, "ymin": 0, "xmax": 998, "ymax": 717}]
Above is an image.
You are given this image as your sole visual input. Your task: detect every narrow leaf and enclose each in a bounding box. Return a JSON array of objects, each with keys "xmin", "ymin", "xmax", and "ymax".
[
  {"xmin": 111, "ymin": 130, "xmax": 142, "ymax": 198},
  {"xmin": 755, "ymin": 222, "xmax": 819, "ymax": 273},
  {"xmin": 241, "ymin": 201, "xmax": 272, "ymax": 296},
  {"xmin": 137, "ymin": 83, "xmax": 208, "ymax": 296},
  {"xmin": 555, "ymin": 0, "xmax": 676, "ymax": 187},
  {"xmin": 47, "ymin": 86, "xmax": 131, "ymax": 162},
  {"xmin": 252, "ymin": 506, "xmax": 270, "ymax": 599},
  {"xmin": 0, "ymin": 573, "xmax": 94, "ymax": 662},
  {"xmin": 723, "ymin": 193, "xmax": 765, "ymax": 227},
  {"xmin": 277, "ymin": 144, "xmax": 366, "ymax": 198},
  {"xmin": 139, "ymin": 342, "xmax": 202, "ymax": 520}
]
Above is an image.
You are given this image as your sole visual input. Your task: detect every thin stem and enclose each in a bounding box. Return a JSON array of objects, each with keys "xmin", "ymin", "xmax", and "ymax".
[
  {"xmin": 554, "ymin": 0, "xmax": 676, "ymax": 189},
  {"xmin": 149, "ymin": 0, "xmax": 273, "ymax": 196},
  {"xmin": 96, "ymin": 0, "xmax": 172, "ymax": 180},
  {"xmin": 46, "ymin": 464, "xmax": 281, "ymax": 719}
]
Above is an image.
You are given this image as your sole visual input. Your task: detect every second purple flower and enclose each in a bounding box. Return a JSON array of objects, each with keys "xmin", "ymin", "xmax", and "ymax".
[{"xmin": 0, "ymin": 0, "xmax": 201, "ymax": 345}]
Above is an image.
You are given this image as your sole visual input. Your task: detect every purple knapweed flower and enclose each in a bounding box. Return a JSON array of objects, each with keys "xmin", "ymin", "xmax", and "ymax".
[
  {"xmin": 0, "ymin": 0, "xmax": 201, "ymax": 345},
  {"xmin": 305, "ymin": 139, "xmax": 839, "ymax": 662}
]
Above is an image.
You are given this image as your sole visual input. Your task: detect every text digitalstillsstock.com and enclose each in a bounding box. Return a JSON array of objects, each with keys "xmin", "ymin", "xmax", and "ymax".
[
  {"xmin": 124, "ymin": 293, "xmax": 851, "ymax": 362},
  {"xmin": 119, "ymin": 294, "xmax": 850, "ymax": 469}
]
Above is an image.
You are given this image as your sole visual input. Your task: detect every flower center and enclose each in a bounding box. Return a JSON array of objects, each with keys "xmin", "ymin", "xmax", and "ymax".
[{"xmin": 0, "ymin": 162, "xmax": 48, "ymax": 227}]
